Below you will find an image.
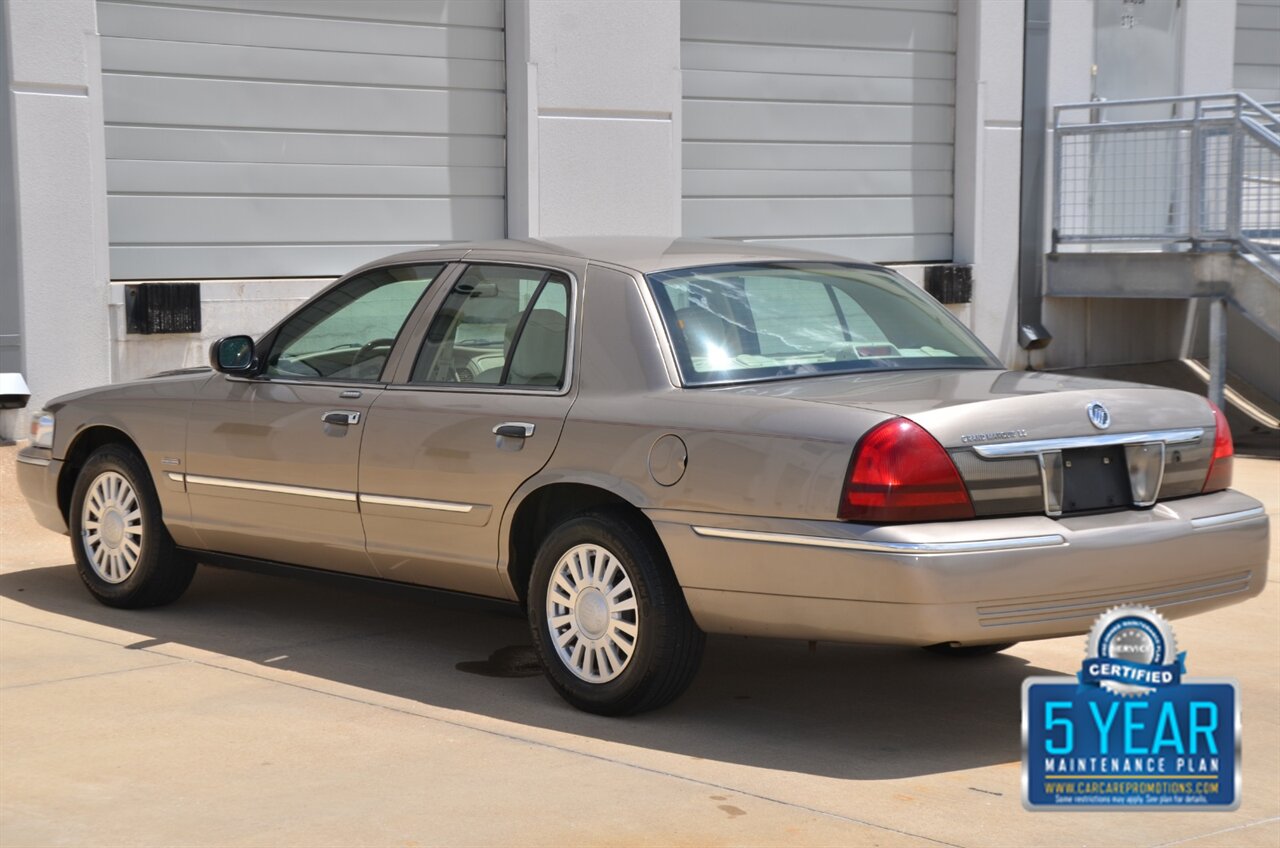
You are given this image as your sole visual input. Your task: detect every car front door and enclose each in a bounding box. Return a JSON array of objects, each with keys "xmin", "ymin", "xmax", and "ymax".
[
  {"xmin": 183, "ymin": 262, "xmax": 449, "ymax": 575},
  {"xmin": 357, "ymin": 260, "xmax": 582, "ymax": 596}
]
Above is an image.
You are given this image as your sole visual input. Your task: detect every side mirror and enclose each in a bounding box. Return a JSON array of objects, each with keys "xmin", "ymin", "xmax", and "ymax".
[{"xmin": 210, "ymin": 335, "xmax": 258, "ymax": 374}]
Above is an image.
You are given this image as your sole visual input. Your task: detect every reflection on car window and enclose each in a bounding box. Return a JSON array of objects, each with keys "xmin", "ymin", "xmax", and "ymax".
[
  {"xmin": 648, "ymin": 263, "xmax": 998, "ymax": 385},
  {"xmin": 265, "ymin": 263, "xmax": 443, "ymax": 381},
  {"xmin": 411, "ymin": 265, "xmax": 570, "ymax": 389}
]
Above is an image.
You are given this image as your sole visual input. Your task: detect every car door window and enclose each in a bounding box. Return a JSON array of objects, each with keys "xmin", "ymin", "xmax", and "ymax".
[
  {"xmin": 265, "ymin": 263, "xmax": 444, "ymax": 381},
  {"xmin": 410, "ymin": 264, "xmax": 571, "ymax": 389}
]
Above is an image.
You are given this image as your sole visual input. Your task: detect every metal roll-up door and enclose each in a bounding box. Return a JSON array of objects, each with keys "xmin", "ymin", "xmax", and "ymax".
[
  {"xmin": 1235, "ymin": 0, "xmax": 1280, "ymax": 103},
  {"xmin": 98, "ymin": 0, "xmax": 506, "ymax": 280},
  {"xmin": 681, "ymin": 0, "xmax": 957, "ymax": 264}
]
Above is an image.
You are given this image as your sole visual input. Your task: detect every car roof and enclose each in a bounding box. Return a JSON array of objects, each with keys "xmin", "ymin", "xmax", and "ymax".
[{"xmin": 363, "ymin": 236, "xmax": 878, "ymax": 276}]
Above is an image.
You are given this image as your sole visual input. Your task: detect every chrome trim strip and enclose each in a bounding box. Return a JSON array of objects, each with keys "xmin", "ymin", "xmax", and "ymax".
[
  {"xmin": 358, "ymin": 493, "xmax": 474, "ymax": 514},
  {"xmin": 690, "ymin": 525, "xmax": 1067, "ymax": 555},
  {"xmin": 971, "ymin": 428, "xmax": 1204, "ymax": 458},
  {"xmin": 184, "ymin": 473, "xmax": 356, "ymax": 502},
  {"xmin": 165, "ymin": 472, "xmax": 185, "ymax": 483},
  {"xmin": 1190, "ymin": 506, "xmax": 1267, "ymax": 529},
  {"xmin": 15, "ymin": 453, "xmax": 51, "ymax": 468}
]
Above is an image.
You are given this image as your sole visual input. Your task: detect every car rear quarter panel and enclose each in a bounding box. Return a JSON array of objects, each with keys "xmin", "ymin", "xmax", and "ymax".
[{"xmin": 511, "ymin": 263, "xmax": 889, "ymax": 519}]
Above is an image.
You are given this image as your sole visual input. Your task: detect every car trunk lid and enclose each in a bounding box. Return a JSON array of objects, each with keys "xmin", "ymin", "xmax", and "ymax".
[{"xmin": 713, "ymin": 369, "xmax": 1217, "ymax": 517}]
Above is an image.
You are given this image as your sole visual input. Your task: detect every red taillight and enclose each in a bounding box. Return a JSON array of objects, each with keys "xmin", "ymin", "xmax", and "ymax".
[
  {"xmin": 839, "ymin": 418, "xmax": 975, "ymax": 522},
  {"xmin": 1201, "ymin": 400, "xmax": 1234, "ymax": 493}
]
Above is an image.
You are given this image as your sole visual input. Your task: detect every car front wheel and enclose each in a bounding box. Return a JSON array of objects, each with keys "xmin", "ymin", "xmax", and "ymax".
[
  {"xmin": 528, "ymin": 509, "xmax": 704, "ymax": 715},
  {"xmin": 69, "ymin": 444, "xmax": 196, "ymax": 608}
]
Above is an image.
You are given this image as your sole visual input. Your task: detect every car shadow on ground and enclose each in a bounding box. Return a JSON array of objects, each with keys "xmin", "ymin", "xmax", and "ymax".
[{"xmin": 0, "ymin": 561, "xmax": 1061, "ymax": 781}]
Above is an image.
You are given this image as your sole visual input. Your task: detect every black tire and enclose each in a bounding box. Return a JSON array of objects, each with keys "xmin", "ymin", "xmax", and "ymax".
[
  {"xmin": 69, "ymin": 444, "xmax": 196, "ymax": 609},
  {"xmin": 923, "ymin": 642, "xmax": 1017, "ymax": 658},
  {"xmin": 528, "ymin": 508, "xmax": 704, "ymax": 716}
]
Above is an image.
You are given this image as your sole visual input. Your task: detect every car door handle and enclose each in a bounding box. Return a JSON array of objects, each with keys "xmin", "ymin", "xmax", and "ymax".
[
  {"xmin": 493, "ymin": 422, "xmax": 535, "ymax": 438},
  {"xmin": 322, "ymin": 410, "xmax": 361, "ymax": 426}
]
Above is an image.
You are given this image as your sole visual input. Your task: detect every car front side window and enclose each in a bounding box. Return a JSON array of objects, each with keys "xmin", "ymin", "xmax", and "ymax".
[
  {"xmin": 264, "ymin": 263, "xmax": 444, "ymax": 381},
  {"xmin": 410, "ymin": 264, "xmax": 571, "ymax": 389}
]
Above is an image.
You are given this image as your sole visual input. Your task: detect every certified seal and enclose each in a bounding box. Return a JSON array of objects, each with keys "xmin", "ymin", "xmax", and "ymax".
[{"xmin": 1079, "ymin": 605, "xmax": 1185, "ymax": 696}]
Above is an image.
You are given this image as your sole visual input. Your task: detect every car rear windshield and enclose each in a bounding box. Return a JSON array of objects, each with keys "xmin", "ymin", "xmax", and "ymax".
[{"xmin": 647, "ymin": 262, "xmax": 999, "ymax": 385}]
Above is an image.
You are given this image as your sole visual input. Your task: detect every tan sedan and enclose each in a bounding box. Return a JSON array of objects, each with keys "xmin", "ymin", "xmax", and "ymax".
[{"xmin": 16, "ymin": 238, "xmax": 1269, "ymax": 714}]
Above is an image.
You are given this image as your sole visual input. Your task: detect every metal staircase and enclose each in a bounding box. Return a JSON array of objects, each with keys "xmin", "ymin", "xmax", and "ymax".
[{"xmin": 1046, "ymin": 92, "xmax": 1280, "ymax": 409}]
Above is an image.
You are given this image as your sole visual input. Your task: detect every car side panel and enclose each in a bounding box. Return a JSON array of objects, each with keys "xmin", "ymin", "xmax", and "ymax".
[
  {"xmin": 46, "ymin": 373, "xmax": 206, "ymax": 548},
  {"xmin": 183, "ymin": 376, "xmax": 379, "ymax": 576},
  {"xmin": 494, "ymin": 265, "xmax": 891, "ymax": 596}
]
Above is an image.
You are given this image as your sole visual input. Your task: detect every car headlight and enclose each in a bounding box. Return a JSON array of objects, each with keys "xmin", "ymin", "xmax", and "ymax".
[{"xmin": 28, "ymin": 410, "xmax": 54, "ymax": 449}]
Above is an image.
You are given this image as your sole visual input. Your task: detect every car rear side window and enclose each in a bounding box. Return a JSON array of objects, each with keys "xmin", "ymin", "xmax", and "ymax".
[
  {"xmin": 410, "ymin": 264, "xmax": 571, "ymax": 389},
  {"xmin": 264, "ymin": 263, "xmax": 444, "ymax": 382},
  {"xmin": 647, "ymin": 262, "xmax": 998, "ymax": 385}
]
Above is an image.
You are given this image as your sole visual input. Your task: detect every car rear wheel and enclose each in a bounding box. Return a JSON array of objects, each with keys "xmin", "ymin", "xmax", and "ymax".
[
  {"xmin": 923, "ymin": 642, "xmax": 1016, "ymax": 657},
  {"xmin": 70, "ymin": 444, "xmax": 196, "ymax": 608},
  {"xmin": 528, "ymin": 508, "xmax": 704, "ymax": 715}
]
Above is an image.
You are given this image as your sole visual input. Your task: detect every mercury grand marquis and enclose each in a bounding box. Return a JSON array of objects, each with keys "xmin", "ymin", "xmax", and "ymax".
[{"xmin": 16, "ymin": 238, "xmax": 1270, "ymax": 714}]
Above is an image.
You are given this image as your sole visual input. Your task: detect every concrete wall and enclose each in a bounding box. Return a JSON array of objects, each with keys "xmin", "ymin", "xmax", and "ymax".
[
  {"xmin": 952, "ymin": 0, "xmax": 1025, "ymax": 368},
  {"xmin": 506, "ymin": 0, "xmax": 682, "ymax": 238},
  {"xmin": 0, "ymin": 4, "xmax": 21, "ymax": 377},
  {"xmin": 1, "ymin": 0, "xmax": 111, "ymax": 439}
]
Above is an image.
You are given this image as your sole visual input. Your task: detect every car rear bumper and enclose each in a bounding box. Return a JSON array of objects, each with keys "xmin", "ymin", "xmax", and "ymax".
[
  {"xmin": 15, "ymin": 447, "xmax": 68, "ymax": 535},
  {"xmin": 647, "ymin": 489, "xmax": 1269, "ymax": 646}
]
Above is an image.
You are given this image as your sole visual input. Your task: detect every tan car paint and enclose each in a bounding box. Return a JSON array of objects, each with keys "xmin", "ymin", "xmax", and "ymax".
[
  {"xmin": 184, "ymin": 377, "xmax": 380, "ymax": 578},
  {"xmin": 17, "ymin": 238, "xmax": 1269, "ymax": 648}
]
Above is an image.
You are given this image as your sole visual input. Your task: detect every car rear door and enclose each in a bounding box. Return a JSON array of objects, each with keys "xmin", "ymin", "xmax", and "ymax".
[
  {"xmin": 356, "ymin": 258, "xmax": 584, "ymax": 597},
  {"xmin": 183, "ymin": 262, "xmax": 449, "ymax": 575}
]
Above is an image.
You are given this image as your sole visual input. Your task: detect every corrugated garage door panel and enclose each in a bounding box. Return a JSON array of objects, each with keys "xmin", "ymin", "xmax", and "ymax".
[
  {"xmin": 682, "ymin": 0, "xmax": 957, "ymax": 264},
  {"xmin": 98, "ymin": 0, "xmax": 505, "ymax": 280},
  {"xmin": 1234, "ymin": 0, "xmax": 1280, "ymax": 103}
]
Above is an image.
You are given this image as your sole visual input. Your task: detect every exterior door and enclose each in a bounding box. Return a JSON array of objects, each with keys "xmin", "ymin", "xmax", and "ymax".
[
  {"xmin": 358, "ymin": 261, "xmax": 581, "ymax": 596},
  {"xmin": 680, "ymin": 0, "xmax": 959, "ymax": 264},
  {"xmin": 1089, "ymin": 0, "xmax": 1185, "ymax": 242},
  {"xmin": 183, "ymin": 262, "xmax": 446, "ymax": 574},
  {"xmin": 97, "ymin": 0, "xmax": 507, "ymax": 280}
]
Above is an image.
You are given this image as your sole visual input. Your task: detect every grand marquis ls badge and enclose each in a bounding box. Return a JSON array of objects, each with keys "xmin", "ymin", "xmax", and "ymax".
[
  {"xmin": 1087, "ymin": 401, "xmax": 1111, "ymax": 430},
  {"xmin": 1022, "ymin": 605, "xmax": 1240, "ymax": 810}
]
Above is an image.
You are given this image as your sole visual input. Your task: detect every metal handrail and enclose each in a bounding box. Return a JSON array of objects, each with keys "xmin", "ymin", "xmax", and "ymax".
[{"xmin": 1052, "ymin": 92, "xmax": 1280, "ymax": 278}]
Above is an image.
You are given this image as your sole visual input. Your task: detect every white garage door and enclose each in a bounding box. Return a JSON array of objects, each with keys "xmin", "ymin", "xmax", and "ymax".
[
  {"xmin": 1235, "ymin": 0, "xmax": 1280, "ymax": 103},
  {"xmin": 681, "ymin": 0, "xmax": 957, "ymax": 264},
  {"xmin": 98, "ymin": 0, "xmax": 506, "ymax": 280}
]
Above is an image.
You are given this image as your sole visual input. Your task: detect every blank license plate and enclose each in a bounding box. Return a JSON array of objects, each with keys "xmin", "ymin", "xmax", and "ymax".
[{"xmin": 1061, "ymin": 445, "xmax": 1132, "ymax": 513}]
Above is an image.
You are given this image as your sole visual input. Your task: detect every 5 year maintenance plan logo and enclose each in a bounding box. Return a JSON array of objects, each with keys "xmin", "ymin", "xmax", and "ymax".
[{"xmin": 1022, "ymin": 605, "xmax": 1241, "ymax": 810}]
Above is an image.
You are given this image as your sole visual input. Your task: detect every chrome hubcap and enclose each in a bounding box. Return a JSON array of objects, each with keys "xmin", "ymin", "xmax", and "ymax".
[
  {"xmin": 545, "ymin": 543, "xmax": 639, "ymax": 683},
  {"xmin": 81, "ymin": 471, "xmax": 143, "ymax": 584}
]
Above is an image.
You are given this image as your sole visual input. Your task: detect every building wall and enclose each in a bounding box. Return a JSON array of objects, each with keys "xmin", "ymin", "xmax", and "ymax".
[
  {"xmin": 952, "ymin": 0, "xmax": 1025, "ymax": 368},
  {"xmin": 506, "ymin": 0, "xmax": 682, "ymax": 239},
  {"xmin": 0, "ymin": 3, "xmax": 21, "ymax": 377},
  {"xmin": 0, "ymin": 0, "xmax": 1273, "ymax": 439},
  {"xmin": 1, "ymin": 0, "xmax": 111, "ymax": 439}
]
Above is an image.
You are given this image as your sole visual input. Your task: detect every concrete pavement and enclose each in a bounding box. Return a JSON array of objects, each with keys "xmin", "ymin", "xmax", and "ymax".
[{"xmin": 1, "ymin": 445, "xmax": 1277, "ymax": 847}]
